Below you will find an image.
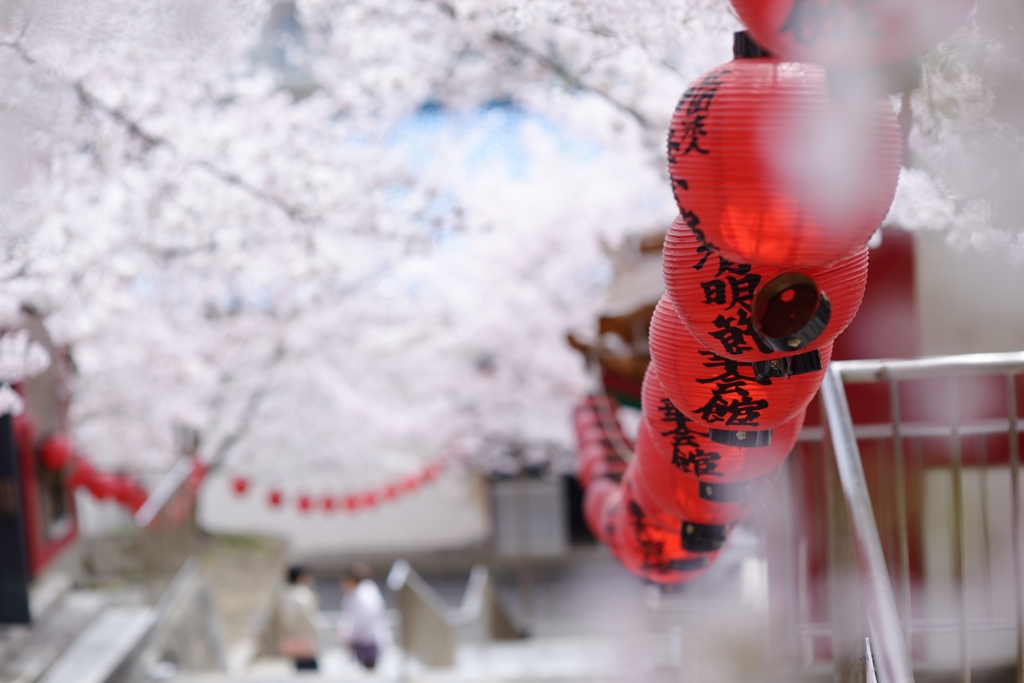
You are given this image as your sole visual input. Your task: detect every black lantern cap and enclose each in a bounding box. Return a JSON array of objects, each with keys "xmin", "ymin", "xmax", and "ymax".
[
  {"xmin": 752, "ymin": 348, "xmax": 823, "ymax": 382},
  {"xmin": 753, "ymin": 272, "xmax": 831, "ymax": 353},
  {"xmin": 681, "ymin": 521, "xmax": 730, "ymax": 552},
  {"xmin": 709, "ymin": 427, "xmax": 772, "ymax": 448},
  {"xmin": 699, "ymin": 479, "xmax": 754, "ymax": 504},
  {"xmin": 733, "ymin": 30, "xmax": 772, "ymax": 59}
]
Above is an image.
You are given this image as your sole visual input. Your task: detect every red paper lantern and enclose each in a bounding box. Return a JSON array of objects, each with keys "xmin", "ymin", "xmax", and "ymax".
[
  {"xmin": 323, "ymin": 496, "xmax": 336, "ymax": 511},
  {"xmin": 663, "ymin": 219, "xmax": 869, "ymax": 359},
  {"xmin": 359, "ymin": 492, "xmax": 379, "ymax": 507},
  {"xmin": 611, "ymin": 471, "xmax": 719, "ymax": 584},
  {"xmin": 188, "ymin": 459, "xmax": 208, "ymax": 492},
  {"xmin": 39, "ymin": 435, "xmax": 74, "ymax": 471},
  {"xmin": 123, "ymin": 487, "xmax": 148, "ymax": 512},
  {"xmin": 107, "ymin": 476, "xmax": 147, "ymax": 511},
  {"xmin": 583, "ymin": 477, "xmax": 620, "ymax": 544},
  {"xmin": 667, "ymin": 55, "xmax": 900, "ymax": 268},
  {"xmin": 633, "ymin": 415, "xmax": 786, "ymax": 525},
  {"xmin": 108, "ymin": 476, "xmax": 131, "ymax": 501},
  {"xmin": 639, "ymin": 363, "xmax": 806, "ymax": 483},
  {"xmin": 730, "ymin": 0, "xmax": 975, "ymax": 68},
  {"xmin": 649, "ymin": 297, "xmax": 829, "ymax": 436},
  {"xmin": 298, "ymin": 495, "xmax": 312, "ymax": 512},
  {"xmin": 231, "ymin": 476, "xmax": 249, "ymax": 495},
  {"xmin": 89, "ymin": 473, "xmax": 117, "ymax": 500},
  {"xmin": 268, "ymin": 489, "xmax": 283, "ymax": 507},
  {"xmin": 66, "ymin": 459, "xmax": 95, "ymax": 490},
  {"xmin": 579, "ymin": 450, "xmax": 628, "ymax": 490}
]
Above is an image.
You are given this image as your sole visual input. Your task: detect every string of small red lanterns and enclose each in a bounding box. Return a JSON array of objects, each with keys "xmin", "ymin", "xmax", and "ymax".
[
  {"xmin": 13, "ymin": 415, "xmax": 149, "ymax": 513},
  {"xmin": 580, "ymin": 10, "xmax": 972, "ymax": 584},
  {"xmin": 226, "ymin": 455, "xmax": 454, "ymax": 514}
]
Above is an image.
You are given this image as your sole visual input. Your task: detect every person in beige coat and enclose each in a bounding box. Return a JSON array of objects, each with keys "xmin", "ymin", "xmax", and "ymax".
[{"xmin": 274, "ymin": 565, "xmax": 327, "ymax": 671}]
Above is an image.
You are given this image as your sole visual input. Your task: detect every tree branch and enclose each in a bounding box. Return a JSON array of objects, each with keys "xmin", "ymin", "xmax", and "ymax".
[
  {"xmin": 206, "ymin": 341, "xmax": 287, "ymax": 470},
  {"xmin": 490, "ymin": 30, "xmax": 651, "ymax": 130},
  {"xmin": 2, "ymin": 39, "xmax": 316, "ymax": 226}
]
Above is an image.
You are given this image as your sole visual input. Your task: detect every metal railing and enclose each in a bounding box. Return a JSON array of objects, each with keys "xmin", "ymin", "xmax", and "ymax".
[
  {"xmin": 808, "ymin": 351, "xmax": 1024, "ymax": 683},
  {"xmin": 385, "ymin": 560, "xmax": 525, "ymax": 668}
]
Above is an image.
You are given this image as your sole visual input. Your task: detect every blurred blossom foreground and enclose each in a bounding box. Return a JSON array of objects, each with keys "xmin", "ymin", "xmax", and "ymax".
[{"xmin": 2, "ymin": 0, "xmax": 1024, "ymax": 682}]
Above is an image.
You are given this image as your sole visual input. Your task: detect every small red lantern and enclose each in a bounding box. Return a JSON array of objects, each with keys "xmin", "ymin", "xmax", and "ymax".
[
  {"xmin": 298, "ymin": 495, "xmax": 312, "ymax": 512},
  {"xmin": 66, "ymin": 459, "xmax": 95, "ymax": 490},
  {"xmin": 649, "ymin": 297, "xmax": 829, "ymax": 437},
  {"xmin": 344, "ymin": 495, "xmax": 362, "ymax": 511},
  {"xmin": 231, "ymin": 476, "xmax": 249, "ymax": 495},
  {"xmin": 188, "ymin": 459, "xmax": 208, "ymax": 492},
  {"xmin": 663, "ymin": 219, "xmax": 869, "ymax": 359},
  {"xmin": 610, "ymin": 472, "xmax": 719, "ymax": 584},
  {"xmin": 639, "ymin": 364, "xmax": 805, "ymax": 483},
  {"xmin": 579, "ymin": 450, "xmax": 628, "ymax": 490},
  {"xmin": 89, "ymin": 473, "xmax": 117, "ymax": 500},
  {"xmin": 730, "ymin": 1, "xmax": 975, "ymax": 68},
  {"xmin": 583, "ymin": 477, "xmax": 620, "ymax": 544},
  {"xmin": 108, "ymin": 476, "xmax": 132, "ymax": 501},
  {"xmin": 323, "ymin": 496, "xmax": 336, "ymax": 511},
  {"xmin": 107, "ymin": 476, "xmax": 147, "ymax": 511},
  {"xmin": 399, "ymin": 476, "xmax": 420, "ymax": 493},
  {"xmin": 39, "ymin": 435, "xmax": 74, "ymax": 471},
  {"xmin": 268, "ymin": 489, "xmax": 283, "ymax": 507},
  {"xmin": 667, "ymin": 53, "xmax": 900, "ymax": 268}
]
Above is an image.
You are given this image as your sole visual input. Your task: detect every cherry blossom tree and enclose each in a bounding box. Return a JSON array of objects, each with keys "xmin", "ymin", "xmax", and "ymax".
[{"xmin": 0, "ymin": 0, "xmax": 1019, "ymax": 497}]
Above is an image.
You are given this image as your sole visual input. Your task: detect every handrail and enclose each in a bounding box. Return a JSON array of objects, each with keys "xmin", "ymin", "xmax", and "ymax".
[
  {"xmin": 134, "ymin": 456, "xmax": 195, "ymax": 528},
  {"xmin": 821, "ymin": 365, "xmax": 914, "ymax": 683},
  {"xmin": 835, "ymin": 351, "xmax": 1024, "ymax": 384}
]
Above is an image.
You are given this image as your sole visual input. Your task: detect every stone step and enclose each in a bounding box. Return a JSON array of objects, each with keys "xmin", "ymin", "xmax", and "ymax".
[
  {"xmin": 37, "ymin": 606, "xmax": 155, "ymax": 683},
  {"xmin": 0, "ymin": 572, "xmax": 75, "ymax": 670},
  {"xmin": 0, "ymin": 591, "xmax": 106, "ymax": 683}
]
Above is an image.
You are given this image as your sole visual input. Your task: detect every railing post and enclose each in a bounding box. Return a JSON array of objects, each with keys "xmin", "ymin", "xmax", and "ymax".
[
  {"xmin": 826, "ymin": 424, "xmax": 867, "ymax": 683},
  {"xmin": 1007, "ymin": 374, "xmax": 1024, "ymax": 683},
  {"xmin": 822, "ymin": 365, "xmax": 915, "ymax": 683}
]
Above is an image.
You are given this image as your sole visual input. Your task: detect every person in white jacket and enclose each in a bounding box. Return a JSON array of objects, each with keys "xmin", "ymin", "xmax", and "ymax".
[{"xmin": 337, "ymin": 563, "xmax": 389, "ymax": 670}]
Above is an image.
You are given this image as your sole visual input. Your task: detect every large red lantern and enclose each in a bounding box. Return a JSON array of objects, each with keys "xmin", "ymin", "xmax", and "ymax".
[
  {"xmin": 649, "ymin": 297, "xmax": 828, "ymax": 439},
  {"xmin": 638, "ymin": 364, "xmax": 805, "ymax": 483},
  {"xmin": 664, "ymin": 218, "xmax": 869, "ymax": 358},
  {"xmin": 667, "ymin": 53, "xmax": 900, "ymax": 268},
  {"xmin": 633, "ymin": 414, "xmax": 786, "ymax": 526},
  {"xmin": 730, "ymin": 1, "xmax": 975, "ymax": 68}
]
